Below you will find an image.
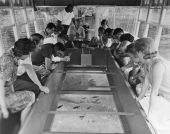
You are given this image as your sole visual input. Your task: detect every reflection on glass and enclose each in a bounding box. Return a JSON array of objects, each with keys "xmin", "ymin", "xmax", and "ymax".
[
  {"xmin": 63, "ymin": 73, "xmax": 109, "ymax": 90},
  {"xmin": 57, "ymin": 94, "xmax": 116, "ymax": 112},
  {"xmin": 159, "ymin": 28, "xmax": 170, "ymax": 60},
  {"xmin": 0, "ymin": 9, "xmax": 13, "ymax": 28},
  {"xmin": 51, "ymin": 113, "xmax": 124, "ymax": 133}
]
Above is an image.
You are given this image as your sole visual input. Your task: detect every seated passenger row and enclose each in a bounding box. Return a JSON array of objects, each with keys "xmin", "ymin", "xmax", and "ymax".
[
  {"xmin": 112, "ymin": 35, "xmax": 170, "ymax": 134},
  {"xmin": 0, "ymin": 22, "xmax": 71, "ymax": 134}
]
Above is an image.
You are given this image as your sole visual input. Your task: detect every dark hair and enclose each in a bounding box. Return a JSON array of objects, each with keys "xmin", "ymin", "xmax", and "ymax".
[
  {"xmin": 113, "ymin": 28, "xmax": 124, "ymax": 35},
  {"xmin": 65, "ymin": 4, "xmax": 74, "ymax": 12},
  {"xmin": 30, "ymin": 33, "xmax": 44, "ymax": 45},
  {"xmin": 120, "ymin": 33, "xmax": 134, "ymax": 42},
  {"xmin": 101, "ymin": 19, "xmax": 108, "ymax": 26},
  {"xmin": 54, "ymin": 42, "xmax": 66, "ymax": 52},
  {"xmin": 67, "ymin": 4, "xmax": 74, "ymax": 8},
  {"xmin": 13, "ymin": 38, "xmax": 35, "ymax": 57},
  {"xmin": 46, "ymin": 23, "xmax": 56, "ymax": 30},
  {"xmin": 98, "ymin": 27, "xmax": 105, "ymax": 33},
  {"xmin": 104, "ymin": 28, "xmax": 112, "ymax": 35},
  {"xmin": 125, "ymin": 43, "xmax": 137, "ymax": 56}
]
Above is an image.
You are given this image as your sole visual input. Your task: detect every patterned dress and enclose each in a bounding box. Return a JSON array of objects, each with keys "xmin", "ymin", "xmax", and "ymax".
[{"xmin": 0, "ymin": 49, "xmax": 35, "ymax": 113}]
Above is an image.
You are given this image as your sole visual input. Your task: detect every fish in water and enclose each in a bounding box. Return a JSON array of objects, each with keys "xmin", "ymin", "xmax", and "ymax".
[
  {"xmin": 57, "ymin": 104, "xmax": 63, "ymax": 109},
  {"xmin": 73, "ymin": 106, "xmax": 80, "ymax": 109}
]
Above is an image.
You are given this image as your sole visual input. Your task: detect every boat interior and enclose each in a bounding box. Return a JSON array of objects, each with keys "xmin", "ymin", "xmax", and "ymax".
[{"xmin": 0, "ymin": 0, "xmax": 170, "ymax": 134}]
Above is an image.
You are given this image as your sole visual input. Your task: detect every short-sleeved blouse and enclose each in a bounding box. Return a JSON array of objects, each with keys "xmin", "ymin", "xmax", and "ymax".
[{"xmin": 0, "ymin": 49, "xmax": 18, "ymax": 93}]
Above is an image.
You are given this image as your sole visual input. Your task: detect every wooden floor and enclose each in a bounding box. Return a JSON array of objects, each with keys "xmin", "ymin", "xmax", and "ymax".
[{"xmin": 19, "ymin": 49, "xmax": 152, "ymax": 134}]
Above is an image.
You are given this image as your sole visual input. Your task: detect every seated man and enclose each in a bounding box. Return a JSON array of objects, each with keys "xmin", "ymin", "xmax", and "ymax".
[
  {"xmin": 89, "ymin": 27, "xmax": 105, "ymax": 48},
  {"xmin": 110, "ymin": 28, "xmax": 124, "ymax": 51},
  {"xmin": 41, "ymin": 23, "xmax": 57, "ymax": 44},
  {"xmin": 31, "ymin": 42, "xmax": 70, "ymax": 71},
  {"xmin": 113, "ymin": 33, "xmax": 134, "ymax": 67},
  {"xmin": 68, "ymin": 19, "xmax": 85, "ymax": 48}
]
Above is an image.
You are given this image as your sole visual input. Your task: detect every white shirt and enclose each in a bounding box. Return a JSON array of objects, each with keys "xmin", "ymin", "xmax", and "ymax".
[
  {"xmin": 56, "ymin": 9, "xmax": 74, "ymax": 25},
  {"xmin": 106, "ymin": 38, "xmax": 113, "ymax": 48},
  {"xmin": 51, "ymin": 55, "xmax": 61, "ymax": 62},
  {"xmin": 17, "ymin": 54, "xmax": 32, "ymax": 76},
  {"xmin": 43, "ymin": 36, "xmax": 57, "ymax": 45}
]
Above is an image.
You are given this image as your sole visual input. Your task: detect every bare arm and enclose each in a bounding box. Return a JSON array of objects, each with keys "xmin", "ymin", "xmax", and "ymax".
[
  {"xmin": 45, "ymin": 57, "xmax": 52, "ymax": 70},
  {"xmin": 137, "ymin": 74, "xmax": 150, "ymax": 100},
  {"xmin": 148, "ymin": 62, "xmax": 164, "ymax": 116},
  {"xmin": 24, "ymin": 64, "xmax": 49, "ymax": 93},
  {"xmin": 0, "ymin": 79, "xmax": 9, "ymax": 118}
]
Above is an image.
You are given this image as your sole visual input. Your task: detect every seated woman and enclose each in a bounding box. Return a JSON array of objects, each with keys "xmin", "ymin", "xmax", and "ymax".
[
  {"xmin": 131, "ymin": 38, "xmax": 170, "ymax": 134},
  {"xmin": 31, "ymin": 42, "xmax": 70, "ymax": 71},
  {"xmin": 14, "ymin": 35, "xmax": 49, "ymax": 98},
  {"xmin": 0, "ymin": 38, "xmax": 36, "ymax": 123}
]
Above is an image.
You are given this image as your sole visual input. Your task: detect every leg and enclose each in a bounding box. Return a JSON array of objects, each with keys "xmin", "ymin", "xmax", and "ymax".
[
  {"xmin": 5, "ymin": 91, "xmax": 35, "ymax": 125},
  {"xmin": 14, "ymin": 78, "xmax": 40, "ymax": 98}
]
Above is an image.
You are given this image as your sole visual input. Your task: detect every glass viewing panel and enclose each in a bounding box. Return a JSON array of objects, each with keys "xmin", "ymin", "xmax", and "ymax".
[
  {"xmin": 0, "ymin": 0, "xmax": 10, "ymax": 6},
  {"xmin": 148, "ymin": 25, "xmax": 159, "ymax": 40},
  {"xmin": 28, "ymin": 22, "xmax": 36, "ymax": 35},
  {"xmin": 17, "ymin": 24, "xmax": 27, "ymax": 38},
  {"xmin": 12, "ymin": 0, "xmax": 24, "ymax": 7},
  {"xmin": 138, "ymin": 21, "xmax": 146, "ymax": 38},
  {"xmin": 0, "ymin": 27, "xmax": 15, "ymax": 51},
  {"xmin": 62, "ymin": 73, "xmax": 110, "ymax": 90},
  {"xmin": 159, "ymin": 27, "xmax": 170, "ymax": 60},
  {"xmin": 26, "ymin": 8, "xmax": 34, "ymax": 22},
  {"xmin": 51, "ymin": 113, "xmax": 124, "ymax": 133},
  {"xmin": 56, "ymin": 94, "xmax": 117, "ymax": 112},
  {"xmin": 139, "ymin": 7, "xmax": 148, "ymax": 21},
  {"xmin": 162, "ymin": 7, "xmax": 170, "ymax": 26},
  {"xmin": 14, "ymin": 9, "xmax": 26, "ymax": 25},
  {"xmin": 25, "ymin": 0, "xmax": 33, "ymax": 6},
  {"xmin": 148, "ymin": 8, "xmax": 161, "ymax": 23},
  {"xmin": 115, "ymin": 6, "xmax": 139, "ymax": 34},
  {"xmin": 0, "ymin": 8, "xmax": 13, "ymax": 28}
]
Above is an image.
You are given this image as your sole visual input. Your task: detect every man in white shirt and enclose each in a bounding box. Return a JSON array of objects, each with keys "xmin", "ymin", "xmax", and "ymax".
[{"xmin": 56, "ymin": 4, "xmax": 74, "ymax": 36}]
